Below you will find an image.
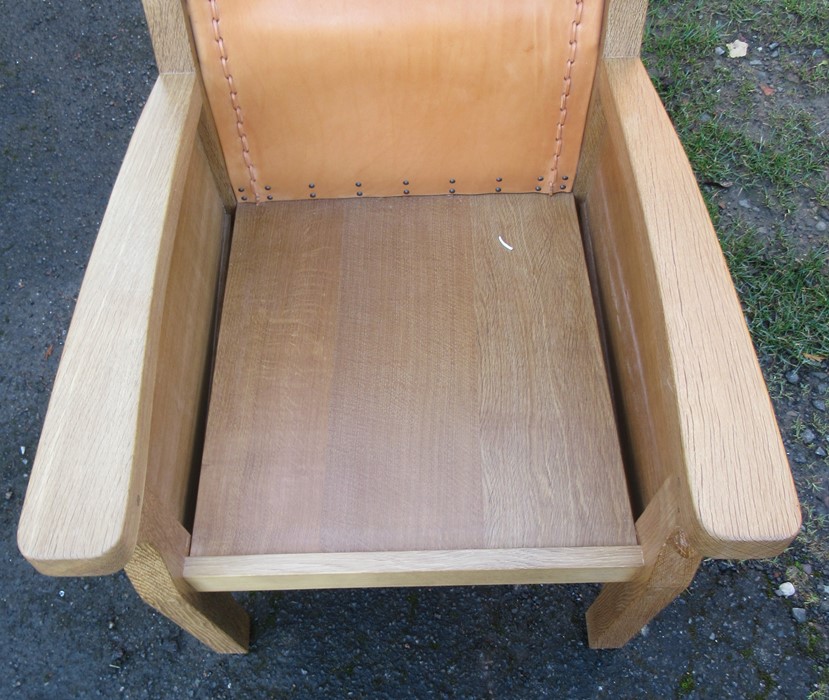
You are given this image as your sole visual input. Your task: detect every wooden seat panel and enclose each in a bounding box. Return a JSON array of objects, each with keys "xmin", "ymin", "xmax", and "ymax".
[{"xmin": 190, "ymin": 194, "xmax": 636, "ymax": 558}]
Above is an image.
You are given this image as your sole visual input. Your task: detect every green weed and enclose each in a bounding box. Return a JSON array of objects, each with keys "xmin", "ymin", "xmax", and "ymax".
[{"xmin": 720, "ymin": 224, "xmax": 829, "ymax": 366}]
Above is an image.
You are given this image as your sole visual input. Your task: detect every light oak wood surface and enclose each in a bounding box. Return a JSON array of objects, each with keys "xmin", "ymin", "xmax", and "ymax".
[
  {"xmin": 141, "ymin": 0, "xmax": 194, "ymax": 73},
  {"xmin": 183, "ymin": 546, "xmax": 644, "ymax": 592},
  {"xmin": 17, "ymin": 74, "xmax": 201, "ymax": 576},
  {"xmin": 141, "ymin": 0, "xmax": 236, "ymax": 211},
  {"xmin": 587, "ymin": 476, "xmax": 701, "ymax": 647},
  {"xmin": 191, "ymin": 194, "xmax": 637, "ymax": 561},
  {"xmin": 599, "ymin": 0, "xmax": 648, "ymax": 58},
  {"xmin": 145, "ymin": 139, "xmax": 226, "ymax": 526},
  {"xmin": 580, "ymin": 59, "xmax": 801, "ymax": 558},
  {"xmin": 126, "ymin": 491, "xmax": 249, "ymax": 653}
]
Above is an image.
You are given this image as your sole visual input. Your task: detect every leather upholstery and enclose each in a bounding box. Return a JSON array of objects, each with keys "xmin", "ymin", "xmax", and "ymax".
[{"xmin": 187, "ymin": 1, "xmax": 603, "ymax": 202}]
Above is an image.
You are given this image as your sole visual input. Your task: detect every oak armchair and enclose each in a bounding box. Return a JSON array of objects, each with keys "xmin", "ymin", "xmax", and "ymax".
[{"xmin": 18, "ymin": 0, "xmax": 801, "ymax": 653}]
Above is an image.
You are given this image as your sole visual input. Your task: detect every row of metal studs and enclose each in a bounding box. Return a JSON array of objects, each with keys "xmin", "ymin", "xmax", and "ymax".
[{"xmin": 239, "ymin": 176, "xmax": 570, "ymax": 200}]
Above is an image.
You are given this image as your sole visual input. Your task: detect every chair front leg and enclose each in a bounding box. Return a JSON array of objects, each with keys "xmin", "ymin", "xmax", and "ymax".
[
  {"xmin": 586, "ymin": 477, "xmax": 701, "ymax": 648},
  {"xmin": 124, "ymin": 491, "xmax": 249, "ymax": 654}
]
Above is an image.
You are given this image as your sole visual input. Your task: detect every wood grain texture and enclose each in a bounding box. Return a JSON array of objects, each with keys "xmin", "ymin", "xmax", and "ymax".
[
  {"xmin": 184, "ymin": 546, "xmax": 644, "ymax": 592},
  {"xmin": 196, "ymin": 107, "xmax": 236, "ymax": 212},
  {"xmin": 572, "ymin": 63, "xmax": 606, "ymax": 202},
  {"xmin": 17, "ymin": 74, "xmax": 201, "ymax": 575},
  {"xmin": 586, "ymin": 476, "xmax": 701, "ymax": 648},
  {"xmin": 125, "ymin": 491, "xmax": 249, "ymax": 653},
  {"xmin": 600, "ymin": 0, "xmax": 648, "ymax": 58},
  {"xmin": 581, "ymin": 59, "xmax": 800, "ymax": 558},
  {"xmin": 145, "ymin": 139, "xmax": 226, "ymax": 526},
  {"xmin": 141, "ymin": 0, "xmax": 236, "ymax": 210},
  {"xmin": 320, "ymin": 201, "xmax": 483, "ymax": 553},
  {"xmin": 191, "ymin": 193, "xmax": 636, "ymax": 561},
  {"xmin": 185, "ymin": 0, "xmax": 602, "ymax": 200},
  {"xmin": 142, "ymin": 0, "xmax": 194, "ymax": 73}
]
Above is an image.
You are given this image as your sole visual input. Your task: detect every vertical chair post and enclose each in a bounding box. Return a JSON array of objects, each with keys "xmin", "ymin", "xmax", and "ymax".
[
  {"xmin": 586, "ymin": 477, "xmax": 701, "ymax": 648},
  {"xmin": 142, "ymin": 0, "xmax": 236, "ymax": 210},
  {"xmin": 124, "ymin": 491, "xmax": 249, "ymax": 654}
]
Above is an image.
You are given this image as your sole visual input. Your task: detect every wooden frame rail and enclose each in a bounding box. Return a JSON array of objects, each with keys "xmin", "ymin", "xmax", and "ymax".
[{"xmin": 183, "ymin": 547, "xmax": 645, "ymax": 592}]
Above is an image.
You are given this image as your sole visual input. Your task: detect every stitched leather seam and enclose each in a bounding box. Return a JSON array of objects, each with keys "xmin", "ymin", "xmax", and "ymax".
[
  {"xmin": 550, "ymin": 0, "xmax": 584, "ymax": 192},
  {"xmin": 208, "ymin": 0, "xmax": 259, "ymax": 201}
]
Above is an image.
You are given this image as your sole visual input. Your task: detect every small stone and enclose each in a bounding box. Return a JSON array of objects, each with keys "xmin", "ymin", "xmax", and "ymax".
[
  {"xmin": 749, "ymin": 59, "xmax": 763, "ymax": 66},
  {"xmin": 819, "ymin": 208, "xmax": 829, "ymax": 222},
  {"xmin": 804, "ymin": 563, "xmax": 813, "ymax": 575},
  {"xmin": 640, "ymin": 624, "xmax": 650, "ymax": 637},
  {"xmin": 739, "ymin": 199, "xmax": 753, "ymax": 209},
  {"xmin": 770, "ymin": 49, "xmax": 780, "ymax": 58},
  {"xmin": 786, "ymin": 370, "xmax": 800, "ymax": 384},
  {"xmin": 813, "ymin": 399, "xmax": 826, "ymax": 412},
  {"xmin": 818, "ymin": 382, "xmax": 828, "ymax": 395},
  {"xmin": 768, "ymin": 42, "xmax": 780, "ymax": 51},
  {"xmin": 816, "ymin": 220, "xmax": 828, "ymax": 232},
  {"xmin": 786, "ymin": 73, "xmax": 801, "ymax": 84},
  {"xmin": 4, "ymin": 490, "xmax": 11, "ymax": 501},
  {"xmin": 715, "ymin": 46, "xmax": 726, "ymax": 56},
  {"xmin": 776, "ymin": 582, "xmax": 796, "ymax": 597},
  {"xmin": 816, "ymin": 447, "xmax": 827, "ymax": 458},
  {"xmin": 709, "ymin": 632, "xmax": 716, "ymax": 641},
  {"xmin": 802, "ymin": 429, "xmax": 816, "ymax": 445},
  {"xmin": 792, "ymin": 607, "xmax": 807, "ymax": 623}
]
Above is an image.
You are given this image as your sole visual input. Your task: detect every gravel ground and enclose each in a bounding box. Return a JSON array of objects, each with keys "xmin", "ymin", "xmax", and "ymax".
[{"xmin": 1, "ymin": 3, "xmax": 825, "ymax": 698}]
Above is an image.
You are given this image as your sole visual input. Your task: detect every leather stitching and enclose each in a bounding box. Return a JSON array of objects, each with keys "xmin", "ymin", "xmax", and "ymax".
[
  {"xmin": 208, "ymin": 0, "xmax": 259, "ymax": 201},
  {"xmin": 550, "ymin": 0, "xmax": 583, "ymax": 192}
]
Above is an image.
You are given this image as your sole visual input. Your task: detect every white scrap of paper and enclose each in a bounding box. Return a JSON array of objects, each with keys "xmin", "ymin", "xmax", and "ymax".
[{"xmin": 726, "ymin": 39, "xmax": 748, "ymax": 58}]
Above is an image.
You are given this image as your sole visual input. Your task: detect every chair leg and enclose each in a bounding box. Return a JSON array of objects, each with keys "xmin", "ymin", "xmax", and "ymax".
[
  {"xmin": 586, "ymin": 477, "xmax": 702, "ymax": 648},
  {"xmin": 124, "ymin": 492, "xmax": 249, "ymax": 654}
]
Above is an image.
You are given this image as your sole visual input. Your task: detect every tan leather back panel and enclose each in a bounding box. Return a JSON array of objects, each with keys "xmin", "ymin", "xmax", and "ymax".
[{"xmin": 187, "ymin": 1, "xmax": 603, "ymax": 202}]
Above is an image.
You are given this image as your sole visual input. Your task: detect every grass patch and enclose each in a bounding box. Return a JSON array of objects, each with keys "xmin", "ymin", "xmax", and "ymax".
[
  {"xmin": 721, "ymin": 223, "xmax": 829, "ymax": 366},
  {"xmin": 644, "ymin": 2, "xmax": 829, "ymax": 211},
  {"xmin": 645, "ymin": 1, "xmax": 829, "ymax": 365}
]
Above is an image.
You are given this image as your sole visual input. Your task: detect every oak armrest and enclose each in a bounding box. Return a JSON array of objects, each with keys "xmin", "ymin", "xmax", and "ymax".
[
  {"xmin": 18, "ymin": 74, "xmax": 201, "ymax": 576},
  {"xmin": 582, "ymin": 58, "xmax": 800, "ymax": 559}
]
